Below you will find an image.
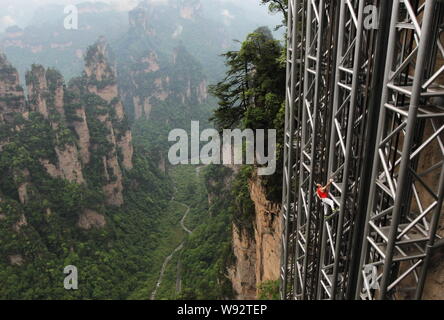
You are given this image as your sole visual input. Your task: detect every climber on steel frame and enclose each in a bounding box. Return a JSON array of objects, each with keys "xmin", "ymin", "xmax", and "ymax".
[{"xmin": 316, "ymin": 179, "xmax": 338, "ymax": 219}]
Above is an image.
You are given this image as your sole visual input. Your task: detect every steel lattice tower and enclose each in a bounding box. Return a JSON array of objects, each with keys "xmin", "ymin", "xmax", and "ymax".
[
  {"xmin": 318, "ymin": 0, "xmax": 376, "ymax": 300},
  {"xmin": 356, "ymin": 0, "xmax": 444, "ymax": 300},
  {"xmin": 280, "ymin": 0, "xmax": 305, "ymax": 299},
  {"xmin": 280, "ymin": 0, "xmax": 444, "ymax": 300}
]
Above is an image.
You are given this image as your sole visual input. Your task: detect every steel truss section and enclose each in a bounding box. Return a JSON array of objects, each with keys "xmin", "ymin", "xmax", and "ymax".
[
  {"xmin": 356, "ymin": 0, "xmax": 444, "ymax": 300},
  {"xmin": 281, "ymin": 0, "xmax": 444, "ymax": 300},
  {"xmin": 280, "ymin": 0, "xmax": 306, "ymax": 300},
  {"xmin": 317, "ymin": 0, "xmax": 377, "ymax": 300},
  {"xmin": 294, "ymin": 0, "xmax": 337, "ymax": 300}
]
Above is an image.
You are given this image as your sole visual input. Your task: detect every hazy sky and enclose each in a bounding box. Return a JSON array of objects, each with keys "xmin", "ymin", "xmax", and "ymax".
[{"xmin": 0, "ymin": 0, "xmax": 273, "ymax": 31}]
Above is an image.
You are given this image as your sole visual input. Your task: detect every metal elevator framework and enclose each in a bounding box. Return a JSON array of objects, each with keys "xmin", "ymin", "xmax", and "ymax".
[{"xmin": 280, "ymin": 0, "xmax": 444, "ymax": 300}]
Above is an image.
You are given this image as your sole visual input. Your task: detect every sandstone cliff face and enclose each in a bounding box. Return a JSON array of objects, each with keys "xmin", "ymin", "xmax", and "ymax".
[
  {"xmin": 170, "ymin": 46, "xmax": 208, "ymax": 105},
  {"xmin": 83, "ymin": 38, "xmax": 134, "ymax": 204},
  {"xmin": 228, "ymin": 173, "xmax": 282, "ymax": 299},
  {"xmin": 54, "ymin": 144, "xmax": 85, "ymax": 184},
  {"xmin": 120, "ymin": 46, "xmax": 208, "ymax": 121},
  {"xmin": 175, "ymin": 0, "xmax": 203, "ymax": 20},
  {"xmin": 8, "ymin": 255, "xmax": 24, "ymax": 266},
  {"xmin": 26, "ymin": 65, "xmax": 85, "ymax": 185},
  {"xmin": 77, "ymin": 209, "xmax": 106, "ymax": 230},
  {"xmin": 129, "ymin": 5, "xmax": 157, "ymax": 37},
  {"xmin": 118, "ymin": 130, "xmax": 134, "ymax": 170},
  {"xmin": 0, "ymin": 40, "xmax": 134, "ymax": 208},
  {"xmin": 118, "ymin": 4, "xmax": 209, "ymax": 122},
  {"xmin": 71, "ymin": 103, "xmax": 91, "ymax": 164},
  {"xmin": 27, "ymin": 65, "xmax": 49, "ymax": 118},
  {"xmin": 0, "ymin": 49, "xmax": 134, "ymax": 266},
  {"xmin": 227, "ymin": 224, "xmax": 257, "ymax": 300},
  {"xmin": 249, "ymin": 177, "xmax": 282, "ymax": 286},
  {"xmin": 14, "ymin": 168, "xmax": 31, "ymax": 205},
  {"xmin": 0, "ymin": 53, "xmax": 26, "ymax": 124}
]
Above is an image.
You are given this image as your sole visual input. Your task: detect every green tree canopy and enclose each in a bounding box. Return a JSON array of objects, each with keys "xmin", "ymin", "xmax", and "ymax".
[
  {"xmin": 261, "ymin": 0, "xmax": 288, "ymax": 27},
  {"xmin": 209, "ymin": 26, "xmax": 285, "ymax": 131}
]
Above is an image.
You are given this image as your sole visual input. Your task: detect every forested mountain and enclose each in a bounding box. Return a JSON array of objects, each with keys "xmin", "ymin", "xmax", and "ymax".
[
  {"xmin": 134, "ymin": 24, "xmax": 287, "ymax": 300},
  {"xmin": 1, "ymin": 0, "xmax": 281, "ymax": 84},
  {"xmin": 0, "ymin": 2, "xmax": 129, "ymax": 82},
  {"xmin": 204, "ymin": 25, "xmax": 286, "ymax": 299},
  {"xmin": 0, "ymin": 0, "xmax": 286, "ymax": 300},
  {"xmin": 2, "ymin": 0, "xmax": 442, "ymax": 302},
  {"xmin": 0, "ymin": 40, "xmax": 173, "ymax": 299}
]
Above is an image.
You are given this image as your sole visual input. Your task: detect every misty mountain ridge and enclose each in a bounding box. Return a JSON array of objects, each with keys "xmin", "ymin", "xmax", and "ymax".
[{"xmin": 0, "ymin": 0, "xmax": 281, "ymax": 84}]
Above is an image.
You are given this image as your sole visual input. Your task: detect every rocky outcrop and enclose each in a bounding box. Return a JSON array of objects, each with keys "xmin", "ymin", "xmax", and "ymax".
[
  {"xmin": 14, "ymin": 169, "xmax": 31, "ymax": 205},
  {"xmin": 26, "ymin": 65, "xmax": 49, "ymax": 118},
  {"xmin": 39, "ymin": 159, "xmax": 60, "ymax": 178},
  {"xmin": 118, "ymin": 5, "xmax": 208, "ymax": 122},
  {"xmin": 172, "ymin": 0, "xmax": 203, "ymax": 20},
  {"xmin": 0, "ymin": 53, "xmax": 26, "ymax": 123},
  {"xmin": 129, "ymin": 4, "xmax": 157, "ymax": 37},
  {"xmin": 72, "ymin": 105, "xmax": 91, "ymax": 164},
  {"xmin": 197, "ymin": 79, "xmax": 208, "ymax": 104},
  {"xmin": 26, "ymin": 65, "xmax": 85, "ymax": 184},
  {"xmin": 13, "ymin": 214, "xmax": 28, "ymax": 233},
  {"xmin": 142, "ymin": 51, "xmax": 160, "ymax": 73},
  {"xmin": 228, "ymin": 224, "xmax": 257, "ymax": 300},
  {"xmin": 133, "ymin": 96, "xmax": 152, "ymax": 120},
  {"xmin": 77, "ymin": 209, "xmax": 106, "ymax": 230},
  {"xmin": 102, "ymin": 150, "xmax": 124, "ymax": 206},
  {"xmin": 118, "ymin": 130, "xmax": 134, "ymax": 170},
  {"xmin": 84, "ymin": 38, "xmax": 133, "ymax": 204},
  {"xmin": 170, "ymin": 46, "xmax": 208, "ymax": 105},
  {"xmin": 8, "ymin": 255, "xmax": 25, "ymax": 266},
  {"xmin": 124, "ymin": 46, "xmax": 207, "ymax": 121},
  {"xmin": 249, "ymin": 177, "xmax": 282, "ymax": 286},
  {"xmin": 0, "ymin": 41, "xmax": 134, "ymax": 208},
  {"xmin": 55, "ymin": 145, "xmax": 85, "ymax": 184},
  {"xmin": 228, "ymin": 173, "xmax": 282, "ymax": 299}
]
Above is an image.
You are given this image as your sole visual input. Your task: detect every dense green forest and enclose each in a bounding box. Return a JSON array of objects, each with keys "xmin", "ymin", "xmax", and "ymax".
[
  {"xmin": 0, "ymin": 0, "xmax": 287, "ymax": 300},
  {"xmin": 0, "ymin": 48, "xmax": 174, "ymax": 299},
  {"xmin": 0, "ymin": 116, "xmax": 175, "ymax": 299},
  {"xmin": 150, "ymin": 164, "xmax": 252, "ymax": 300},
  {"xmin": 209, "ymin": 25, "xmax": 286, "ymax": 201},
  {"xmin": 145, "ymin": 24, "xmax": 287, "ymax": 300}
]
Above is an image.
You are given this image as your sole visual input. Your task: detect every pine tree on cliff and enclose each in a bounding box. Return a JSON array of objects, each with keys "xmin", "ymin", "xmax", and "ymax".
[
  {"xmin": 261, "ymin": 0, "xmax": 288, "ymax": 27},
  {"xmin": 209, "ymin": 26, "xmax": 286, "ymax": 201},
  {"xmin": 209, "ymin": 26, "xmax": 285, "ymax": 131}
]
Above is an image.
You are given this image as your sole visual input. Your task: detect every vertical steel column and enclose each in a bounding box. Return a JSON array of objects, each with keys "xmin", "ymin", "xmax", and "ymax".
[
  {"xmin": 281, "ymin": 0, "xmax": 443, "ymax": 300},
  {"xmin": 290, "ymin": 0, "xmax": 307, "ymax": 299},
  {"xmin": 280, "ymin": 0, "xmax": 303, "ymax": 300},
  {"xmin": 356, "ymin": 0, "xmax": 444, "ymax": 300},
  {"xmin": 293, "ymin": 0, "xmax": 315, "ymax": 298},
  {"xmin": 346, "ymin": 0, "xmax": 393, "ymax": 300},
  {"xmin": 317, "ymin": 0, "xmax": 368, "ymax": 300},
  {"xmin": 330, "ymin": 0, "xmax": 366, "ymax": 299},
  {"xmin": 294, "ymin": 0, "xmax": 336, "ymax": 299}
]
